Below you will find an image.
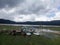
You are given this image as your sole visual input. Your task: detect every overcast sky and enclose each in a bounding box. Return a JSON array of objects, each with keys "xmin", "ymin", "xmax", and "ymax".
[{"xmin": 0, "ymin": 0, "xmax": 60, "ymax": 22}]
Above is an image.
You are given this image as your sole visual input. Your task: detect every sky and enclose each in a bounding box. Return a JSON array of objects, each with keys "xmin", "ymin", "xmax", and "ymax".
[{"xmin": 0, "ymin": 0, "xmax": 60, "ymax": 22}]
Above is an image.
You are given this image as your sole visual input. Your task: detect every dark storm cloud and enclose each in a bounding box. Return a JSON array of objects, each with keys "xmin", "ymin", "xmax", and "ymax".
[{"xmin": 0, "ymin": 0, "xmax": 24, "ymax": 8}]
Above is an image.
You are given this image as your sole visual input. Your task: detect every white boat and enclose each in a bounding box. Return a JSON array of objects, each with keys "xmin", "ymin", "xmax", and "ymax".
[{"xmin": 26, "ymin": 33, "xmax": 31, "ymax": 35}]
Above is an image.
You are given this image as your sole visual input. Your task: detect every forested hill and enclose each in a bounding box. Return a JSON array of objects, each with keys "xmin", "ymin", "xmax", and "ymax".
[{"xmin": 0, "ymin": 19, "xmax": 60, "ymax": 25}]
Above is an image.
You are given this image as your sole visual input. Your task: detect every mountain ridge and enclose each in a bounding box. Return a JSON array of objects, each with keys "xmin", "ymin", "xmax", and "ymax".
[{"xmin": 0, "ymin": 19, "xmax": 60, "ymax": 25}]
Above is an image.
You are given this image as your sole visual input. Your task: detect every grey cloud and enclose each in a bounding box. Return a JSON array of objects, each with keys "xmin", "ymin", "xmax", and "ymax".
[
  {"xmin": 0, "ymin": 0, "xmax": 60, "ymax": 22},
  {"xmin": 17, "ymin": 0, "xmax": 50, "ymax": 15},
  {"xmin": 0, "ymin": 0, "xmax": 24, "ymax": 8},
  {"xmin": 0, "ymin": 0, "xmax": 50, "ymax": 15}
]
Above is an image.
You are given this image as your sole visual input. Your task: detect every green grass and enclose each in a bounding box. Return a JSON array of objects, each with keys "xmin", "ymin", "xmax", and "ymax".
[
  {"xmin": 0, "ymin": 34, "xmax": 60, "ymax": 45},
  {"xmin": 41, "ymin": 27, "xmax": 60, "ymax": 31},
  {"xmin": 0, "ymin": 25, "xmax": 60, "ymax": 31},
  {"xmin": 0, "ymin": 25, "xmax": 60, "ymax": 45},
  {"xmin": 0, "ymin": 25, "xmax": 21, "ymax": 30}
]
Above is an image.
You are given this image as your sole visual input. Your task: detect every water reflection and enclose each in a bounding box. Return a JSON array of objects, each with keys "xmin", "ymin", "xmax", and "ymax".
[
  {"xmin": 1, "ymin": 25, "xmax": 60, "ymax": 39},
  {"xmin": 33, "ymin": 28, "xmax": 60, "ymax": 39},
  {"xmin": 21, "ymin": 26, "xmax": 60, "ymax": 39}
]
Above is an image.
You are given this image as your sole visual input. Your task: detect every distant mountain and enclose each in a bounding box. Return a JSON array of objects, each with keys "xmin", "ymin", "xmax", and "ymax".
[
  {"xmin": 0, "ymin": 19, "xmax": 60, "ymax": 25},
  {"xmin": 0, "ymin": 19, "xmax": 15, "ymax": 24}
]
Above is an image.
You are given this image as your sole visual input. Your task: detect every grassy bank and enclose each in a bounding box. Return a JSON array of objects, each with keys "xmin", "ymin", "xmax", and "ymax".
[
  {"xmin": 0, "ymin": 25, "xmax": 60, "ymax": 45},
  {"xmin": 0, "ymin": 34, "xmax": 60, "ymax": 45},
  {"xmin": 41, "ymin": 27, "xmax": 60, "ymax": 31},
  {"xmin": 0, "ymin": 25, "xmax": 21, "ymax": 30},
  {"xmin": 0, "ymin": 25, "xmax": 60, "ymax": 31}
]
